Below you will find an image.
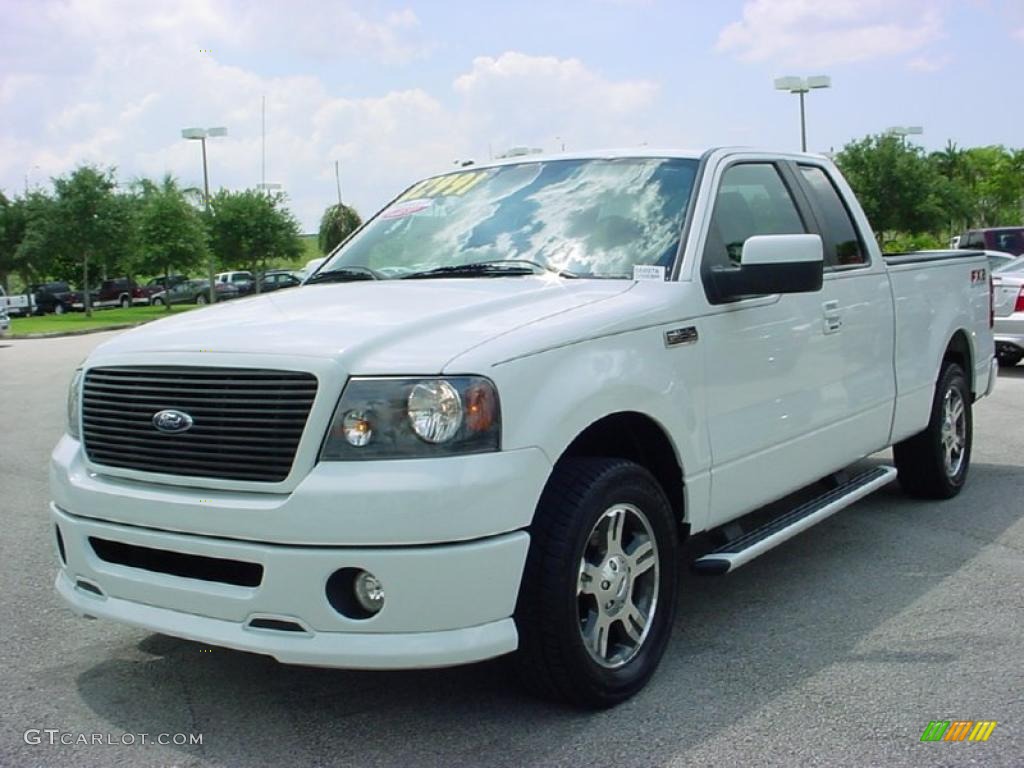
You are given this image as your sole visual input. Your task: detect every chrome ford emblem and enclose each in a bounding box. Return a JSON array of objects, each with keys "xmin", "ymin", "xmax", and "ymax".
[{"xmin": 152, "ymin": 409, "xmax": 194, "ymax": 434}]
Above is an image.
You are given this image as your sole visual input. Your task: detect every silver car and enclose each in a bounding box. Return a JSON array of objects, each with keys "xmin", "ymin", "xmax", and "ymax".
[{"xmin": 992, "ymin": 257, "xmax": 1024, "ymax": 366}]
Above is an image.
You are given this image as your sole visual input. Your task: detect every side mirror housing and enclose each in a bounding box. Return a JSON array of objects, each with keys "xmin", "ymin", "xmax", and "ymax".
[{"xmin": 709, "ymin": 233, "xmax": 824, "ymax": 301}]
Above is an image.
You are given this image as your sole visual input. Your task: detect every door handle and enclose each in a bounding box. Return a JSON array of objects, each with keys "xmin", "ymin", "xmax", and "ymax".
[{"xmin": 822, "ymin": 300, "xmax": 842, "ymax": 334}]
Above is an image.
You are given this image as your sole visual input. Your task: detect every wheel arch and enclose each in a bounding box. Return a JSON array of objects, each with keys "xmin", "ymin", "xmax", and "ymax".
[
  {"xmin": 555, "ymin": 411, "xmax": 687, "ymax": 536},
  {"xmin": 943, "ymin": 328, "xmax": 974, "ymax": 394}
]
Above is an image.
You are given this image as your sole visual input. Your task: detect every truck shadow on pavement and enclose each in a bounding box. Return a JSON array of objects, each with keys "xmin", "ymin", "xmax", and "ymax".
[
  {"xmin": 74, "ymin": 461, "xmax": 1022, "ymax": 768},
  {"xmin": 998, "ymin": 364, "xmax": 1024, "ymax": 379}
]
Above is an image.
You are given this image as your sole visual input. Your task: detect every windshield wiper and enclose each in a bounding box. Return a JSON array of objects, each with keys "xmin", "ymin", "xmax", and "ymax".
[
  {"xmin": 305, "ymin": 266, "xmax": 383, "ymax": 284},
  {"xmin": 402, "ymin": 260, "xmax": 578, "ymax": 280}
]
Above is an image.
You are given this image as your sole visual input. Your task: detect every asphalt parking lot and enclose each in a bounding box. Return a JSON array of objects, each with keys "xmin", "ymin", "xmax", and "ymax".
[{"xmin": 1, "ymin": 331, "xmax": 1022, "ymax": 767}]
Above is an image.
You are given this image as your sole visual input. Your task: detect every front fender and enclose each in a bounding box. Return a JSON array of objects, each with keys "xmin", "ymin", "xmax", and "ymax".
[{"xmin": 480, "ymin": 324, "xmax": 712, "ymax": 531}]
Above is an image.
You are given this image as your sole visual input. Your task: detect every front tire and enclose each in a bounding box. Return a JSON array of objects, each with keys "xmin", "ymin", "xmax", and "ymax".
[
  {"xmin": 514, "ymin": 458, "xmax": 678, "ymax": 708},
  {"xmin": 196, "ymin": 294, "xmax": 208, "ymax": 305},
  {"xmin": 893, "ymin": 362, "xmax": 972, "ymax": 499},
  {"xmin": 997, "ymin": 351, "xmax": 1022, "ymax": 367},
  {"xmin": 54, "ymin": 303, "xmax": 66, "ymax": 315},
  {"xmin": 152, "ymin": 297, "xmax": 164, "ymax": 307}
]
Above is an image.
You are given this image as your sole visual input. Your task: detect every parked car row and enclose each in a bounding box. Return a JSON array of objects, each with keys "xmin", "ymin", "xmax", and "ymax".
[{"xmin": 1, "ymin": 269, "xmax": 305, "ymax": 315}]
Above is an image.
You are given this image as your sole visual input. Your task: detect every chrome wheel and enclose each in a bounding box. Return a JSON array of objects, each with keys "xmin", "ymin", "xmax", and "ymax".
[
  {"xmin": 941, "ymin": 386, "xmax": 966, "ymax": 478},
  {"xmin": 577, "ymin": 503, "xmax": 659, "ymax": 668}
]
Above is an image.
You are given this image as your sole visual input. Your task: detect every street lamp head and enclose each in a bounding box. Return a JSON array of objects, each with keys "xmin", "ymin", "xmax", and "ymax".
[
  {"xmin": 775, "ymin": 74, "xmax": 832, "ymax": 152},
  {"xmin": 887, "ymin": 125, "xmax": 924, "ymax": 137},
  {"xmin": 774, "ymin": 76, "xmax": 804, "ymax": 92},
  {"xmin": 182, "ymin": 127, "xmax": 227, "ymax": 140}
]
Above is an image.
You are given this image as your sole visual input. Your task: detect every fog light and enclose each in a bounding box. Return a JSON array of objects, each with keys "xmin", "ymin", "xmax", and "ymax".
[
  {"xmin": 326, "ymin": 567, "xmax": 385, "ymax": 620},
  {"xmin": 354, "ymin": 570, "xmax": 385, "ymax": 614}
]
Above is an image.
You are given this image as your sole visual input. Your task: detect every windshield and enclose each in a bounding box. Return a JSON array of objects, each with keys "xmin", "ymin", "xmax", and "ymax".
[{"xmin": 317, "ymin": 157, "xmax": 698, "ymax": 279}]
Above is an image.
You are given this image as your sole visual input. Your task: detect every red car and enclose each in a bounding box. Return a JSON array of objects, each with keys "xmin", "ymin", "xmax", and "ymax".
[{"xmin": 91, "ymin": 277, "xmax": 149, "ymax": 309}]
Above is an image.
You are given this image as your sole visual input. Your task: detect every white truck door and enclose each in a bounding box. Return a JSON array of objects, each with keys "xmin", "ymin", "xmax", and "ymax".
[
  {"xmin": 792, "ymin": 162, "xmax": 895, "ymax": 455},
  {"xmin": 696, "ymin": 160, "xmax": 890, "ymax": 527}
]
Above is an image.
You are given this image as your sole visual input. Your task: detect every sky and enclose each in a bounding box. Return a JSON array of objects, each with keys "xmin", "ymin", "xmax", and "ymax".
[{"xmin": 2, "ymin": 0, "xmax": 1022, "ymax": 232}]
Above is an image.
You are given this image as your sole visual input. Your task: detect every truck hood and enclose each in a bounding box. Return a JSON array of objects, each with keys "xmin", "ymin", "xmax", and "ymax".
[{"xmin": 92, "ymin": 278, "xmax": 633, "ymax": 372}]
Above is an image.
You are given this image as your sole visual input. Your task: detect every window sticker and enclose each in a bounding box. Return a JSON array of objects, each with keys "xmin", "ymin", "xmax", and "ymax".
[
  {"xmin": 633, "ymin": 264, "xmax": 666, "ymax": 281},
  {"xmin": 396, "ymin": 170, "xmax": 490, "ymax": 202},
  {"xmin": 380, "ymin": 198, "xmax": 434, "ymax": 220}
]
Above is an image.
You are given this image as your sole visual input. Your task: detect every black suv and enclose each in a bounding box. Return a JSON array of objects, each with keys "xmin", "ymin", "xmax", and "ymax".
[{"xmin": 31, "ymin": 282, "xmax": 81, "ymax": 314}]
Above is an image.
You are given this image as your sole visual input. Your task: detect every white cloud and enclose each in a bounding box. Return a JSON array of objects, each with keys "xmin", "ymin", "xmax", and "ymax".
[
  {"xmin": 1, "ymin": 4, "xmax": 665, "ymax": 232},
  {"xmin": 453, "ymin": 52, "xmax": 660, "ymax": 153},
  {"xmin": 36, "ymin": 0, "xmax": 423, "ymax": 64},
  {"xmin": 454, "ymin": 52, "xmax": 657, "ymax": 113},
  {"xmin": 717, "ymin": 0, "xmax": 945, "ymax": 67}
]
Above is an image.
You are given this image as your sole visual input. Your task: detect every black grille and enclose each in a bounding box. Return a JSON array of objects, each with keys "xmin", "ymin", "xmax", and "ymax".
[
  {"xmin": 82, "ymin": 366, "xmax": 318, "ymax": 482},
  {"xmin": 89, "ymin": 537, "xmax": 263, "ymax": 587}
]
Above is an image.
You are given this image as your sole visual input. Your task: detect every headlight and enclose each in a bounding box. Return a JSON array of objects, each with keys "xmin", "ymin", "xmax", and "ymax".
[
  {"xmin": 407, "ymin": 380, "xmax": 463, "ymax": 443},
  {"xmin": 67, "ymin": 369, "xmax": 83, "ymax": 439},
  {"xmin": 321, "ymin": 376, "xmax": 500, "ymax": 460}
]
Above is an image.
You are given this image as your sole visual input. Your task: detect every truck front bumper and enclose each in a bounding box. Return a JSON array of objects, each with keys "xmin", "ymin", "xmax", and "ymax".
[
  {"xmin": 49, "ymin": 440, "xmax": 552, "ymax": 669},
  {"xmin": 52, "ymin": 504, "xmax": 528, "ymax": 669}
]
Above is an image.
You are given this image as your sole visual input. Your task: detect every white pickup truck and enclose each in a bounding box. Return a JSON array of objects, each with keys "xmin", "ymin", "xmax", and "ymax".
[{"xmin": 50, "ymin": 149, "xmax": 996, "ymax": 708}]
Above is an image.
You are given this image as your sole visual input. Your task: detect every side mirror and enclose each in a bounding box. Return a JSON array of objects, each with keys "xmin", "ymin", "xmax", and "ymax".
[{"xmin": 710, "ymin": 233, "xmax": 823, "ymax": 301}]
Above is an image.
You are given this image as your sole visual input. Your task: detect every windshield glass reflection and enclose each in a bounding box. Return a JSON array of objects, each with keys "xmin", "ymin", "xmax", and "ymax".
[{"xmin": 319, "ymin": 157, "xmax": 698, "ymax": 279}]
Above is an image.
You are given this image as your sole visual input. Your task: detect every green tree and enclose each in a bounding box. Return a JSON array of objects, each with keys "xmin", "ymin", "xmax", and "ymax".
[
  {"xmin": 961, "ymin": 146, "xmax": 1024, "ymax": 227},
  {"xmin": 834, "ymin": 134, "xmax": 948, "ymax": 246},
  {"xmin": 50, "ymin": 166, "xmax": 136, "ymax": 315},
  {"xmin": 318, "ymin": 203, "xmax": 362, "ymax": 255},
  {"xmin": 207, "ymin": 189, "xmax": 303, "ymax": 292},
  {"xmin": 135, "ymin": 175, "xmax": 208, "ymax": 310},
  {"xmin": 928, "ymin": 143, "xmax": 1024, "ymax": 236},
  {"xmin": 0, "ymin": 192, "xmax": 25, "ymax": 291},
  {"xmin": 0, "ymin": 190, "xmax": 60, "ymax": 291}
]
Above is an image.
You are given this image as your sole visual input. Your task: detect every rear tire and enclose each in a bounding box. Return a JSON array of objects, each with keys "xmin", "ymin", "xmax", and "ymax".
[
  {"xmin": 54, "ymin": 303, "xmax": 66, "ymax": 315},
  {"xmin": 196, "ymin": 294, "xmax": 208, "ymax": 305},
  {"xmin": 152, "ymin": 297, "xmax": 164, "ymax": 307},
  {"xmin": 120, "ymin": 296, "xmax": 131, "ymax": 309},
  {"xmin": 997, "ymin": 351, "xmax": 1022, "ymax": 367},
  {"xmin": 514, "ymin": 458, "xmax": 678, "ymax": 708},
  {"xmin": 893, "ymin": 362, "xmax": 972, "ymax": 499}
]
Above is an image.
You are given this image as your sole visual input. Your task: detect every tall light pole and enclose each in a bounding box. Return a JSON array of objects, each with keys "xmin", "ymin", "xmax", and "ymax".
[
  {"xmin": 774, "ymin": 75, "xmax": 831, "ymax": 152},
  {"xmin": 182, "ymin": 126, "xmax": 227, "ymax": 304}
]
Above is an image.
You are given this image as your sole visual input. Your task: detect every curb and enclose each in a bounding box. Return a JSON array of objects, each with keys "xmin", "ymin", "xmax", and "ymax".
[{"xmin": 10, "ymin": 321, "xmax": 148, "ymax": 340}]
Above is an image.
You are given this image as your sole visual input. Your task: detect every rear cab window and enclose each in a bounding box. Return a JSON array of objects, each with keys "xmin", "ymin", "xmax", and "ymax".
[{"xmin": 797, "ymin": 165, "xmax": 868, "ymax": 269}]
